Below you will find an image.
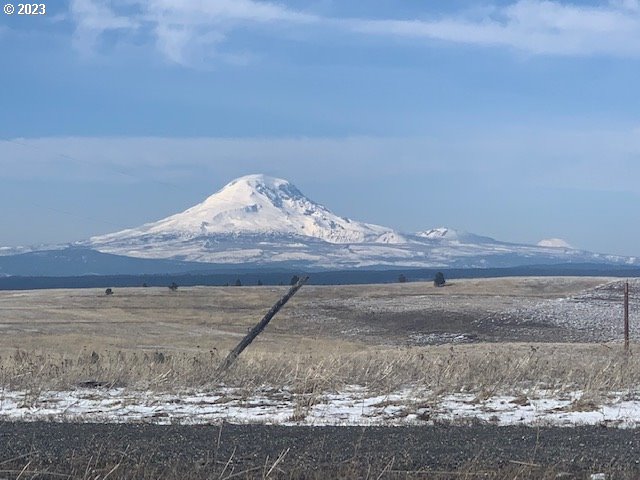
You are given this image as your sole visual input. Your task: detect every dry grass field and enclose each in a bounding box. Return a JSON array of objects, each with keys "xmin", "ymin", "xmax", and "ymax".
[
  {"xmin": 0, "ymin": 276, "xmax": 636, "ymax": 394},
  {"xmin": 0, "ymin": 276, "xmax": 614, "ymax": 355}
]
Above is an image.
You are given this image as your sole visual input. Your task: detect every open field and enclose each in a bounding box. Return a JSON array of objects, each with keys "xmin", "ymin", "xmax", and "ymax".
[
  {"xmin": 0, "ymin": 276, "xmax": 630, "ymax": 356},
  {"xmin": 1, "ymin": 277, "xmax": 638, "ymax": 411},
  {"xmin": 1, "ymin": 277, "xmax": 639, "ymax": 478}
]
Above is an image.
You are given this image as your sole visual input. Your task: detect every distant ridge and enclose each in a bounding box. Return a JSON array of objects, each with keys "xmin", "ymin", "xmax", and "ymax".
[{"xmin": 2, "ymin": 263, "xmax": 640, "ymax": 289}]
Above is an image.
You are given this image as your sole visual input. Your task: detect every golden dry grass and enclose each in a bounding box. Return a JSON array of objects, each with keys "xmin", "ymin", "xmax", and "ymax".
[
  {"xmin": 0, "ymin": 276, "xmax": 613, "ymax": 355},
  {"xmin": 1, "ymin": 277, "xmax": 633, "ymax": 397},
  {"xmin": 2, "ymin": 342, "xmax": 637, "ymax": 397}
]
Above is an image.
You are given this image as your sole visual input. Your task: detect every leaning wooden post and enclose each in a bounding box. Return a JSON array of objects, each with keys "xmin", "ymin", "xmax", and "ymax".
[
  {"xmin": 219, "ymin": 276, "xmax": 309, "ymax": 371},
  {"xmin": 624, "ymin": 281, "xmax": 630, "ymax": 352}
]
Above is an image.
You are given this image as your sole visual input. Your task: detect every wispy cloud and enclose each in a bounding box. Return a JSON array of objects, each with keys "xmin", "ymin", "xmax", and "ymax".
[
  {"xmin": 70, "ymin": 0, "xmax": 139, "ymax": 53},
  {"xmin": 66, "ymin": 0, "xmax": 640, "ymax": 65},
  {"xmin": 348, "ymin": 0, "xmax": 640, "ymax": 56},
  {"xmin": 70, "ymin": 0, "xmax": 319, "ymax": 66}
]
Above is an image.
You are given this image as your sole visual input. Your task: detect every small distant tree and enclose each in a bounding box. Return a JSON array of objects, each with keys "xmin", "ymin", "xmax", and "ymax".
[
  {"xmin": 235, "ymin": 279, "xmax": 242, "ymax": 287},
  {"xmin": 290, "ymin": 275, "xmax": 300, "ymax": 285},
  {"xmin": 105, "ymin": 288, "xmax": 113, "ymax": 296},
  {"xmin": 434, "ymin": 272, "xmax": 446, "ymax": 287},
  {"xmin": 398, "ymin": 274, "xmax": 408, "ymax": 283},
  {"xmin": 142, "ymin": 283, "xmax": 149, "ymax": 288},
  {"xmin": 168, "ymin": 282, "xmax": 178, "ymax": 291}
]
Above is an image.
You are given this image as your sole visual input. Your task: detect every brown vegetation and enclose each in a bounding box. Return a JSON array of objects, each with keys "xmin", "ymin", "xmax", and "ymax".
[{"xmin": 2, "ymin": 342, "xmax": 637, "ymax": 398}]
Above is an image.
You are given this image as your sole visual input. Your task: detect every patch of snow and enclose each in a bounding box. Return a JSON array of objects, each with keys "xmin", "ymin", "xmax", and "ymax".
[
  {"xmin": 2, "ymin": 386, "xmax": 640, "ymax": 428},
  {"xmin": 487, "ymin": 279, "xmax": 640, "ymax": 342}
]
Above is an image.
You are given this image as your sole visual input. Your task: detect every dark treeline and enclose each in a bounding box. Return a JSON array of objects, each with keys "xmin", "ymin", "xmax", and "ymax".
[{"xmin": 2, "ymin": 264, "xmax": 640, "ymax": 291}]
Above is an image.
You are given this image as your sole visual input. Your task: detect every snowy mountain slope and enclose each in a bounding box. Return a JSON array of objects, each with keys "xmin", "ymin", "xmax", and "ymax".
[
  {"xmin": 63, "ymin": 173, "xmax": 637, "ymax": 269},
  {"xmin": 0, "ymin": 245, "xmax": 53, "ymax": 257}
]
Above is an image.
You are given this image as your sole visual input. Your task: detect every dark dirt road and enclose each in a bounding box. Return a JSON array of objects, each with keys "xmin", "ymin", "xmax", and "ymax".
[{"xmin": 1, "ymin": 422, "xmax": 639, "ymax": 479}]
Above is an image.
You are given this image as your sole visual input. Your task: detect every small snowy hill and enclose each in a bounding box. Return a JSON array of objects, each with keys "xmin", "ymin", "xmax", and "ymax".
[
  {"xmin": 414, "ymin": 227, "xmax": 496, "ymax": 244},
  {"xmin": 538, "ymin": 238, "xmax": 573, "ymax": 249},
  {"xmin": 68, "ymin": 174, "xmax": 639, "ymax": 269}
]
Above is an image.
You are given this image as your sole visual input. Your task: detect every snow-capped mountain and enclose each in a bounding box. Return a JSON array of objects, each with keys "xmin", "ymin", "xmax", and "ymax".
[
  {"xmin": 92, "ymin": 174, "xmax": 404, "ymax": 245},
  {"xmin": 78, "ymin": 174, "xmax": 639, "ymax": 269}
]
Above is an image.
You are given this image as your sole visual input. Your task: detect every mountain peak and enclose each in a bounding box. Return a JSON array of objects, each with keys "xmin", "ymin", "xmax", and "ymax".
[
  {"xmin": 221, "ymin": 174, "xmax": 294, "ymax": 197},
  {"xmin": 224, "ymin": 173, "xmax": 290, "ymax": 188},
  {"xmin": 211, "ymin": 174, "xmax": 305, "ymax": 209},
  {"xmin": 416, "ymin": 227, "xmax": 459, "ymax": 240}
]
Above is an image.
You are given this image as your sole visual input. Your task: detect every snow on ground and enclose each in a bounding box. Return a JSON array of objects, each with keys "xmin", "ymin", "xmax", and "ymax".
[
  {"xmin": 2, "ymin": 386, "xmax": 640, "ymax": 428},
  {"xmin": 486, "ymin": 279, "xmax": 640, "ymax": 341}
]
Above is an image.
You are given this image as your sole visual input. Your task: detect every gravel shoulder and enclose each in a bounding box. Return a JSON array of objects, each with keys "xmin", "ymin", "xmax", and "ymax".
[{"xmin": 1, "ymin": 422, "xmax": 639, "ymax": 479}]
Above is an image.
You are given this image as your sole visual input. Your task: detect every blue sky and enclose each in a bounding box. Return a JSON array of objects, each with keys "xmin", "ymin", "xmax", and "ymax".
[{"xmin": 1, "ymin": 0, "xmax": 640, "ymax": 255}]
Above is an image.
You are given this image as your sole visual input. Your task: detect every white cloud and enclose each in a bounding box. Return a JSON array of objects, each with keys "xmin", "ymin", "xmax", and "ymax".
[
  {"xmin": 144, "ymin": 0, "xmax": 317, "ymax": 23},
  {"xmin": 145, "ymin": 0, "xmax": 319, "ymax": 65},
  {"xmin": 153, "ymin": 24, "xmax": 227, "ymax": 66},
  {"xmin": 612, "ymin": 0, "xmax": 640, "ymax": 12},
  {"xmin": 70, "ymin": 0, "xmax": 139, "ymax": 52},
  {"xmin": 70, "ymin": 0, "xmax": 318, "ymax": 65},
  {"xmin": 67, "ymin": 0, "xmax": 640, "ymax": 64},
  {"xmin": 346, "ymin": 0, "xmax": 640, "ymax": 56}
]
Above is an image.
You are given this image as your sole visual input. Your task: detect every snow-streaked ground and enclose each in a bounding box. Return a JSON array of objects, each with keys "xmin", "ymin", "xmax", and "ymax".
[
  {"xmin": 2, "ymin": 386, "xmax": 640, "ymax": 428},
  {"xmin": 486, "ymin": 280, "xmax": 640, "ymax": 341}
]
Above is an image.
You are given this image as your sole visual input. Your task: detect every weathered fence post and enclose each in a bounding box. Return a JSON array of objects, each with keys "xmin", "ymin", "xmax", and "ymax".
[
  {"xmin": 219, "ymin": 276, "xmax": 309, "ymax": 371},
  {"xmin": 624, "ymin": 281, "xmax": 630, "ymax": 352}
]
